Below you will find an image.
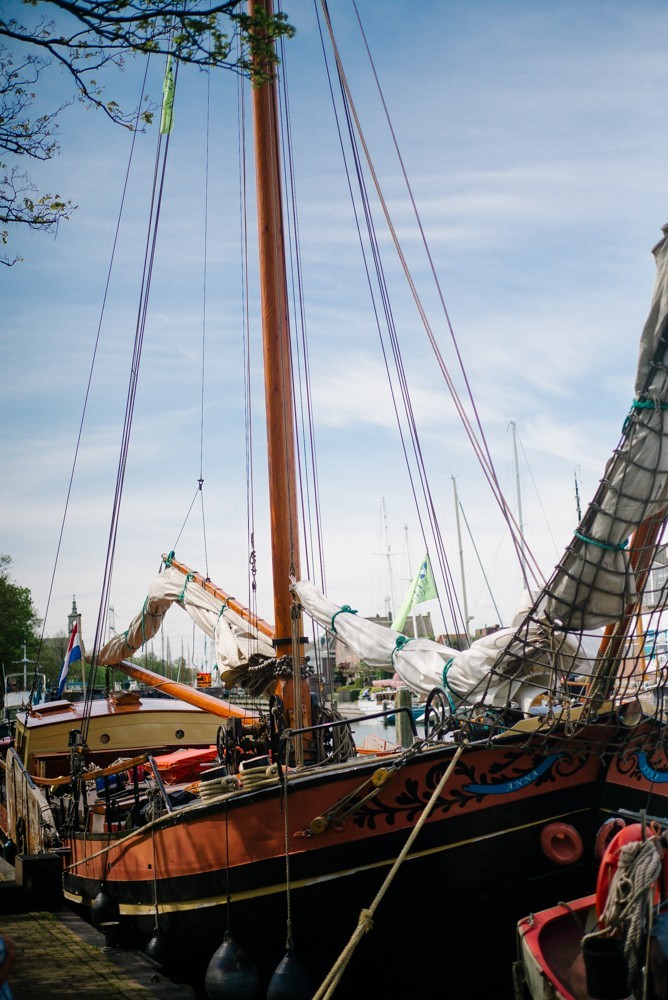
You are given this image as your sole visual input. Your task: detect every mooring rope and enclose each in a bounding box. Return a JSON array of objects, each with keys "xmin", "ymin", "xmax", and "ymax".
[
  {"xmin": 584, "ymin": 837, "xmax": 663, "ymax": 989},
  {"xmin": 313, "ymin": 744, "xmax": 464, "ymax": 999}
]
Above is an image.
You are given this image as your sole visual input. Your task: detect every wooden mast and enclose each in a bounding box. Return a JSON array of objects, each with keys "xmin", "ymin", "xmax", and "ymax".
[{"xmin": 248, "ymin": 0, "xmax": 304, "ymax": 650}]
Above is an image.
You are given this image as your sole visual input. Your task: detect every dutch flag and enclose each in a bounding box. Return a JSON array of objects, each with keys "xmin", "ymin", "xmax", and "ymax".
[{"xmin": 58, "ymin": 620, "xmax": 82, "ymax": 697}]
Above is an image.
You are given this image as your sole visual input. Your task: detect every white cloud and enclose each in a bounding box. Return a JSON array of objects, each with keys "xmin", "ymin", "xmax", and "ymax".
[{"xmin": 3, "ymin": 0, "xmax": 668, "ymax": 653}]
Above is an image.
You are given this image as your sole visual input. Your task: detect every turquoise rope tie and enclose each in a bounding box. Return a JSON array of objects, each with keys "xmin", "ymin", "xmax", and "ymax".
[
  {"xmin": 178, "ymin": 572, "xmax": 195, "ymax": 603},
  {"xmin": 631, "ymin": 399, "xmax": 668, "ymax": 410},
  {"xmin": 331, "ymin": 605, "xmax": 357, "ymax": 633},
  {"xmin": 441, "ymin": 657, "xmax": 458, "ymax": 713},
  {"xmin": 573, "ymin": 531, "xmax": 628, "ymax": 552},
  {"xmin": 622, "ymin": 398, "xmax": 668, "ymax": 433},
  {"xmin": 391, "ymin": 634, "xmax": 410, "ymax": 666},
  {"xmin": 141, "ymin": 597, "xmax": 149, "ymax": 644},
  {"xmin": 123, "ymin": 629, "xmax": 139, "ymax": 653},
  {"xmin": 164, "ymin": 550, "xmax": 175, "ymax": 567},
  {"xmin": 217, "ymin": 599, "xmax": 231, "ymax": 620}
]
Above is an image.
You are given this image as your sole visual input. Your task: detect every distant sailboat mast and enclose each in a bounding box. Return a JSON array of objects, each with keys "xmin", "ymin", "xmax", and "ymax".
[
  {"xmin": 509, "ymin": 420, "xmax": 529, "ymax": 589},
  {"xmin": 452, "ymin": 476, "xmax": 471, "ymax": 645},
  {"xmin": 381, "ymin": 497, "xmax": 398, "ymax": 619}
]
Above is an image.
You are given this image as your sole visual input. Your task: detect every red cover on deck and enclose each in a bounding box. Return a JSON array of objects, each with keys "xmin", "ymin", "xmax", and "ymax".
[{"xmin": 149, "ymin": 746, "xmax": 217, "ymax": 784}]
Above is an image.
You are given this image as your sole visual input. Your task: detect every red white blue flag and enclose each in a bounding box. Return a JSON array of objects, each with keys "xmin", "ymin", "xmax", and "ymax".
[{"xmin": 58, "ymin": 620, "xmax": 82, "ymax": 697}]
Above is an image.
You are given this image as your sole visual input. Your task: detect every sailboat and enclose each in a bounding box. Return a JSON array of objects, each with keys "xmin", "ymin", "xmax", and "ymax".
[{"xmin": 7, "ymin": 3, "xmax": 668, "ymax": 998}]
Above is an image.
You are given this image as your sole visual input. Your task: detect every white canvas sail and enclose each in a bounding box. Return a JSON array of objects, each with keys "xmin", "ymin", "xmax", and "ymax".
[
  {"xmin": 296, "ymin": 580, "xmax": 596, "ymax": 712},
  {"xmin": 97, "ymin": 566, "xmax": 275, "ymax": 671},
  {"xmin": 545, "ymin": 231, "xmax": 668, "ymax": 630},
  {"xmin": 294, "ymin": 579, "xmax": 457, "ymax": 697}
]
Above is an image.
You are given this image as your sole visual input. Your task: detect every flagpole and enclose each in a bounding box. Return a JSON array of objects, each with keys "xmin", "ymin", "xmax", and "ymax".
[
  {"xmin": 78, "ymin": 614, "xmax": 86, "ymax": 701},
  {"xmin": 391, "ymin": 566, "xmax": 419, "ymax": 633},
  {"xmin": 404, "ymin": 525, "xmax": 419, "ymax": 640}
]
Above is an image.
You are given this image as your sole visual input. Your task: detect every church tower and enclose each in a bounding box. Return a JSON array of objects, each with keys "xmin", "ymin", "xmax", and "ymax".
[{"xmin": 67, "ymin": 595, "xmax": 78, "ymax": 634}]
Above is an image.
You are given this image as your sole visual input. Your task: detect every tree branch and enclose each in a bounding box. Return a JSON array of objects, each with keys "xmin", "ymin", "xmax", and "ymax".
[{"xmin": 0, "ymin": 1, "xmax": 294, "ymax": 260}]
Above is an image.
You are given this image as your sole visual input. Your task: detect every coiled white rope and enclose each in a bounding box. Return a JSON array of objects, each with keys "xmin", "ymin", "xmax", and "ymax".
[{"xmin": 584, "ymin": 837, "xmax": 663, "ymax": 988}]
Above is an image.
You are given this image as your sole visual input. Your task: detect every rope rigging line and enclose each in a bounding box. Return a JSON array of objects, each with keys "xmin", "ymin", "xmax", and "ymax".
[
  {"xmin": 237, "ymin": 43, "xmax": 261, "ymax": 652},
  {"xmin": 168, "ymin": 59, "xmax": 212, "ymax": 577},
  {"xmin": 313, "ymin": 0, "xmax": 467, "ymax": 639},
  {"xmin": 26, "ymin": 60, "xmax": 152, "ymax": 724},
  {"xmin": 321, "ymin": 0, "xmax": 544, "ymax": 596},
  {"xmin": 82, "ymin": 55, "xmax": 180, "ymax": 744},
  {"xmin": 313, "ymin": 744, "xmax": 465, "ymax": 999},
  {"xmin": 516, "ymin": 429, "xmax": 562, "ymax": 560},
  {"xmin": 198, "ymin": 57, "xmax": 212, "ymax": 582},
  {"xmin": 171, "ymin": 482, "xmax": 203, "ymax": 554},
  {"xmin": 457, "ymin": 496, "xmax": 505, "ymax": 627},
  {"xmin": 276, "ymin": 14, "xmax": 327, "ymax": 598},
  {"xmin": 275, "ymin": 16, "xmax": 330, "ymax": 708}
]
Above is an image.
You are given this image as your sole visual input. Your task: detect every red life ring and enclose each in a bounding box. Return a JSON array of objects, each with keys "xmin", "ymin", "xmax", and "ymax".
[
  {"xmin": 540, "ymin": 822, "xmax": 584, "ymax": 866},
  {"xmin": 594, "ymin": 817, "xmax": 626, "ymax": 861},
  {"xmin": 595, "ymin": 822, "xmax": 661, "ymax": 920}
]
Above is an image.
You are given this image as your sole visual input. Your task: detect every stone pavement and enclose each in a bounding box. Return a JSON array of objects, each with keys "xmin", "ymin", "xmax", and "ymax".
[{"xmin": 0, "ymin": 910, "xmax": 196, "ymax": 999}]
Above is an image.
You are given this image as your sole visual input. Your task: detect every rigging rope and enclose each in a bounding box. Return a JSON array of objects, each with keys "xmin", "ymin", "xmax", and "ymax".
[
  {"xmin": 313, "ymin": 0, "xmax": 467, "ymax": 638},
  {"xmin": 585, "ymin": 837, "xmax": 662, "ymax": 990},
  {"xmin": 320, "ymin": 0, "xmax": 544, "ymax": 599},
  {"xmin": 237, "ymin": 44, "xmax": 260, "ymax": 655},
  {"xmin": 313, "ymin": 744, "xmax": 464, "ymax": 999},
  {"xmin": 198, "ymin": 57, "xmax": 212, "ymax": 582},
  {"xmin": 82, "ymin": 56, "xmax": 179, "ymax": 744},
  {"xmin": 277, "ymin": 16, "xmax": 327, "ymax": 597},
  {"xmin": 25, "ymin": 61, "xmax": 152, "ymax": 728}
]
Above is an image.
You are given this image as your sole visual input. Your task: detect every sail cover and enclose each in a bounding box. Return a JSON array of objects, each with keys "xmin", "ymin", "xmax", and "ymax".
[
  {"xmin": 443, "ymin": 594, "xmax": 599, "ymax": 713},
  {"xmin": 97, "ymin": 566, "xmax": 275, "ymax": 670},
  {"xmin": 295, "ymin": 580, "xmax": 595, "ymax": 713},
  {"xmin": 293, "ymin": 579, "xmax": 457, "ymax": 697},
  {"xmin": 544, "ymin": 231, "xmax": 668, "ymax": 630}
]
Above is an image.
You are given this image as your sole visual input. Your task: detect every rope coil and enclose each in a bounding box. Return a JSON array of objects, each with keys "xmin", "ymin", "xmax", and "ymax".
[{"xmin": 585, "ymin": 836, "xmax": 663, "ymax": 990}]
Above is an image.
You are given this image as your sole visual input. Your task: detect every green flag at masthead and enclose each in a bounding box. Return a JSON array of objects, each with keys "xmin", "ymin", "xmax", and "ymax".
[{"xmin": 160, "ymin": 56, "xmax": 175, "ymax": 135}]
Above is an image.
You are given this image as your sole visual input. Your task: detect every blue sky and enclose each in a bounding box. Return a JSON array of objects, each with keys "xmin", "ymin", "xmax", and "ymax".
[{"xmin": 3, "ymin": 1, "xmax": 668, "ymax": 668}]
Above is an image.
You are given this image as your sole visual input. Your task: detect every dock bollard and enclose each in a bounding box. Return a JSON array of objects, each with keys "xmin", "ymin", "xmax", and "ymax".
[{"xmin": 395, "ymin": 688, "xmax": 414, "ymax": 748}]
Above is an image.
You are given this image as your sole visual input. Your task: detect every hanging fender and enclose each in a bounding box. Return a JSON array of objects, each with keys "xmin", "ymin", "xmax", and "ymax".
[
  {"xmin": 594, "ymin": 817, "xmax": 627, "ymax": 861},
  {"xmin": 595, "ymin": 821, "xmax": 662, "ymax": 920},
  {"xmin": 539, "ymin": 822, "xmax": 584, "ymax": 866}
]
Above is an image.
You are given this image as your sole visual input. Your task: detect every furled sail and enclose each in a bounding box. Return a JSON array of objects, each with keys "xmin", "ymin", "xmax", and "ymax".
[
  {"xmin": 296, "ymin": 580, "xmax": 596, "ymax": 713},
  {"xmin": 97, "ymin": 565, "xmax": 275, "ymax": 670},
  {"xmin": 293, "ymin": 579, "xmax": 458, "ymax": 697},
  {"xmin": 443, "ymin": 592, "xmax": 600, "ymax": 713},
  {"xmin": 544, "ymin": 230, "xmax": 668, "ymax": 631},
  {"xmin": 440, "ymin": 235, "xmax": 668, "ymax": 712}
]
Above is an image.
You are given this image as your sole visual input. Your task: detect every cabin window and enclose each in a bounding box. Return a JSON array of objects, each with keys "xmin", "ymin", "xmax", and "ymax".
[
  {"xmin": 175, "ymin": 730, "xmax": 185, "ymax": 739},
  {"xmin": 99, "ymin": 734, "xmax": 110, "ymax": 744}
]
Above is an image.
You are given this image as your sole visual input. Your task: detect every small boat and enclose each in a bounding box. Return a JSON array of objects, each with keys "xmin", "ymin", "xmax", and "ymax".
[
  {"xmin": 515, "ymin": 894, "xmax": 597, "ymax": 1000},
  {"xmin": 352, "ymin": 687, "xmax": 422, "ymax": 718},
  {"xmin": 514, "ymin": 818, "xmax": 667, "ymax": 1000}
]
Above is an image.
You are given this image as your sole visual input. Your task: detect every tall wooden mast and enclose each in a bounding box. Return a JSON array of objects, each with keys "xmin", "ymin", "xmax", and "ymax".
[{"xmin": 249, "ymin": 0, "xmax": 302, "ymax": 648}]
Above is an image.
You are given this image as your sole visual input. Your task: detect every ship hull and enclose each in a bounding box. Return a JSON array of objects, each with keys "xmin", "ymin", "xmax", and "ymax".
[{"xmin": 61, "ymin": 731, "xmax": 618, "ymax": 996}]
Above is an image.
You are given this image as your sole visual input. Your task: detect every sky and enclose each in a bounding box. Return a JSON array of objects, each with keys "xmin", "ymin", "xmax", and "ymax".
[{"xmin": 3, "ymin": 0, "xmax": 668, "ymax": 671}]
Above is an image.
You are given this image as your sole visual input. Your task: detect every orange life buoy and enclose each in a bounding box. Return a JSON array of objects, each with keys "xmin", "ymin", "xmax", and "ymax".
[
  {"xmin": 594, "ymin": 817, "xmax": 626, "ymax": 861},
  {"xmin": 595, "ymin": 822, "xmax": 662, "ymax": 919},
  {"xmin": 539, "ymin": 822, "xmax": 584, "ymax": 866}
]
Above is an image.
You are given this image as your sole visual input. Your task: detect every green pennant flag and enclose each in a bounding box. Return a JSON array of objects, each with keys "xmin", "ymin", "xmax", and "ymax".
[
  {"xmin": 414, "ymin": 553, "xmax": 438, "ymax": 606},
  {"xmin": 160, "ymin": 56, "xmax": 175, "ymax": 135},
  {"xmin": 391, "ymin": 553, "xmax": 438, "ymax": 634}
]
